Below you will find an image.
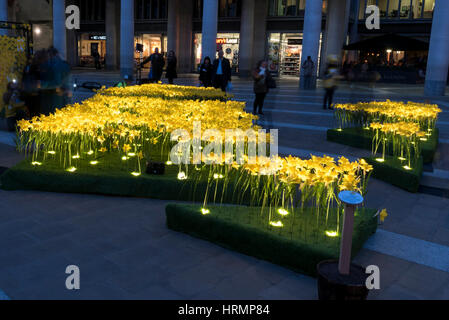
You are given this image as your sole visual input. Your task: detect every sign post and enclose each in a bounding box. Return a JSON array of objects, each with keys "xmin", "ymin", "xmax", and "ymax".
[{"xmin": 337, "ymin": 191, "xmax": 364, "ymax": 275}]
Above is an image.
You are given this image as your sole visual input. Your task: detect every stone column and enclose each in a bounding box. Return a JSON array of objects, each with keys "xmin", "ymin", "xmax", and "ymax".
[
  {"xmin": 201, "ymin": 0, "xmax": 218, "ymax": 62},
  {"xmin": 167, "ymin": 0, "xmax": 193, "ymax": 73},
  {"xmin": 252, "ymin": 0, "xmax": 268, "ymax": 65},
  {"xmin": 53, "ymin": 0, "xmax": 67, "ymax": 60},
  {"xmin": 106, "ymin": 0, "xmax": 118, "ymax": 70},
  {"xmin": 425, "ymin": 0, "xmax": 449, "ymax": 96},
  {"xmin": 178, "ymin": 1, "xmax": 193, "ymax": 73},
  {"xmin": 65, "ymin": 0, "xmax": 77, "ymax": 66},
  {"xmin": 239, "ymin": 0, "xmax": 256, "ymax": 77},
  {"xmin": 0, "ymin": 0, "xmax": 7, "ymax": 36},
  {"xmin": 167, "ymin": 0, "xmax": 178, "ymax": 53},
  {"xmin": 299, "ymin": 0, "xmax": 323, "ymax": 89},
  {"xmin": 347, "ymin": 0, "xmax": 360, "ymax": 63},
  {"xmin": 320, "ymin": 0, "xmax": 348, "ymax": 75},
  {"xmin": 120, "ymin": 0, "xmax": 135, "ymax": 79},
  {"xmin": 0, "ymin": 0, "xmax": 6, "ymax": 20}
]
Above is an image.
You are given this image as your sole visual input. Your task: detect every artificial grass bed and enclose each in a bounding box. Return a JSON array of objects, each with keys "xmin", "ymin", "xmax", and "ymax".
[
  {"xmin": 166, "ymin": 204, "xmax": 378, "ymax": 277},
  {"xmin": 327, "ymin": 127, "xmax": 439, "ymax": 164},
  {"xmin": 0, "ymin": 152, "xmax": 254, "ymax": 204},
  {"xmin": 364, "ymin": 156, "xmax": 423, "ymax": 193}
]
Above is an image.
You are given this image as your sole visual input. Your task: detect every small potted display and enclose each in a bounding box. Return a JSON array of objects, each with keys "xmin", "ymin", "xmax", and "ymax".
[{"xmin": 317, "ymin": 191, "xmax": 369, "ymax": 300}]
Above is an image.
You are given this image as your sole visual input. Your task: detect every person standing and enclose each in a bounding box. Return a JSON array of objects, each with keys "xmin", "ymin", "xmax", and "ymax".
[
  {"xmin": 165, "ymin": 50, "xmax": 178, "ymax": 85},
  {"xmin": 322, "ymin": 56, "xmax": 341, "ymax": 110},
  {"xmin": 141, "ymin": 48, "xmax": 165, "ymax": 83},
  {"xmin": 199, "ymin": 56, "xmax": 213, "ymax": 87},
  {"xmin": 252, "ymin": 60, "xmax": 272, "ymax": 115},
  {"xmin": 2, "ymin": 82, "xmax": 28, "ymax": 131},
  {"xmin": 212, "ymin": 50, "xmax": 232, "ymax": 92},
  {"xmin": 93, "ymin": 50, "xmax": 101, "ymax": 70},
  {"xmin": 22, "ymin": 55, "xmax": 42, "ymax": 117},
  {"xmin": 301, "ymin": 56, "xmax": 315, "ymax": 90},
  {"xmin": 39, "ymin": 47, "xmax": 71, "ymax": 115}
]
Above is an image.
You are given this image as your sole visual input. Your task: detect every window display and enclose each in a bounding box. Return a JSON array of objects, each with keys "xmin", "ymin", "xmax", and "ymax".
[
  {"xmin": 193, "ymin": 33, "xmax": 240, "ymax": 72},
  {"xmin": 78, "ymin": 33, "xmax": 106, "ymax": 67},
  {"xmin": 268, "ymin": 33, "xmax": 303, "ymax": 76},
  {"xmin": 134, "ymin": 34, "xmax": 167, "ymax": 67}
]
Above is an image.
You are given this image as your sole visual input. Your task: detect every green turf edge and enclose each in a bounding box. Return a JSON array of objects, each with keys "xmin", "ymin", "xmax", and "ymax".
[
  {"xmin": 165, "ymin": 204, "xmax": 378, "ymax": 277},
  {"xmin": 0, "ymin": 162, "xmax": 254, "ymax": 205},
  {"xmin": 327, "ymin": 128, "xmax": 439, "ymax": 164},
  {"xmin": 364, "ymin": 156, "xmax": 423, "ymax": 193}
]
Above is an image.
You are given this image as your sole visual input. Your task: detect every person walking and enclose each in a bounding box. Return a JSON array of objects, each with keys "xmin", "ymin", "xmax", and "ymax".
[
  {"xmin": 301, "ymin": 56, "xmax": 315, "ymax": 89},
  {"xmin": 212, "ymin": 50, "xmax": 231, "ymax": 92},
  {"xmin": 199, "ymin": 56, "xmax": 213, "ymax": 87},
  {"xmin": 322, "ymin": 55, "xmax": 341, "ymax": 110},
  {"xmin": 141, "ymin": 48, "xmax": 165, "ymax": 83},
  {"xmin": 252, "ymin": 60, "xmax": 272, "ymax": 115},
  {"xmin": 165, "ymin": 50, "xmax": 177, "ymax": 85}
]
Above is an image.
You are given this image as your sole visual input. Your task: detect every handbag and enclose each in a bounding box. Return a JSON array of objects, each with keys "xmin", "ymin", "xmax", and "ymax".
[{"xmin": 226, "ymin": 82, "xmax": 233, "ymax": 92}]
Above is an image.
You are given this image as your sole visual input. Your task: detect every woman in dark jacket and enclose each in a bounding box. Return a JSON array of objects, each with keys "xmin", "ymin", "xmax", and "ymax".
[
  {"xmin": 252, "ymin": 60, "xmax": 271, "ymax": 115},
  {"xmin": 165, "ymin": 50, "xmax": 177, "ymax": 84},
  {"xmin": 199, "ymin": 56, "xmax": 213, "ymax": 88}
]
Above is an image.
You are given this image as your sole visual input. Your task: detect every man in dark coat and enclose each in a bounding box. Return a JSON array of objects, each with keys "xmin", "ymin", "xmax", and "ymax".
[
  {"xmin": 212, "ymin": 50, "xmax": 232, "ymax": 92},
  {"xmin": 141, "ymin": 48, "xmax": 165, "ymax": 83}
]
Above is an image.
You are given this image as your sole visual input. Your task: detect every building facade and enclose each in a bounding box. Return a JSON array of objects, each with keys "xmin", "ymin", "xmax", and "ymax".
[{"xmin": 2, "ymin": 0, "xmax": 449, "ymax": 95}]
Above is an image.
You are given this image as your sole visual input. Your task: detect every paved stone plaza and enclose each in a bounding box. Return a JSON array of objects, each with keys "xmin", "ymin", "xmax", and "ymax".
[{"xmin": 1, "ymin": 73, "xmax": 449, "ymax": 300}]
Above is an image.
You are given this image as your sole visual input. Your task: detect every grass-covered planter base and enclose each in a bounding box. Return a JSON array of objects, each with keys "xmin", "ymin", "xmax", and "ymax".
[
  {"xmin": 166, "ymin": 204, "xmax": 378, "ymax": 277},
  {"xmin": 0, "ymin": 154, "xmax": 253, "ymax": 204},
  {"xmin": 365, "ymin": 156, "xmax": 423, "ymax": 193},
  {"xmin": 327, "ymin": 128, "xmax": 439, "ymax": 164}
]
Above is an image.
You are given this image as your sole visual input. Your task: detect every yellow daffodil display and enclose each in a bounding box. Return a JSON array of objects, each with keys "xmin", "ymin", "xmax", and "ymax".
[
  {"xmin": 97, "ymin": 83, "xmax": 231, "ymax": 101},
  {"xmin": 16, "ymin": 84, "xmax": 374, "ymax": 232},
  {"xmin": 0, "ymin": 35, "xmax": 28, "ymax": 115},
  {"xmin": 370, "ymin": 121, "xmax": 425, "ymax": 167},
  {"xmin": 334, "ymin": 100, "xmax": 441, "ymax": 131},
  {"xmin": 333, "ymin": 100, "xmax": 442, "ymax": 170}
]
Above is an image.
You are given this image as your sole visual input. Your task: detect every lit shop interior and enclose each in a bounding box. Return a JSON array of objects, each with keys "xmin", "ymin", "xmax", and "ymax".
[
  {"xmin": 193, "ymin": 33, "xmax": 240, "ymax": 73},
  {"xmin": 134, "ymin": 34, "xmax": 168, "ymax": 67},
  {"xmin": 267, "ymin": 33, "xmax": 322, "ymax": 77},
  {"xmin": 77, "ymin": 34, "xmax": 106, "ymax": 67}
]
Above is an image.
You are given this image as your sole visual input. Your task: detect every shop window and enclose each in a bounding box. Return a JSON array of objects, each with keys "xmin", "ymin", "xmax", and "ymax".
[
  {"xmin": 358, "ymin": 0, "xmax": 366, "ymax": 19},
  {"xmin": 77, "ymin": 0, "xmax": 105, "ymax": 22},
  {"xmin": 193, "ymin": 0, "xmax": 203, "ymax": 18},
  {"xmin": 144, "ymin": 0, "xmax": 151, "ymax": 19},
  {"xmin": 422, "ymin": 0, "xmax": 435, "ymax": 18},
  {"xmin": 268, "ymin": 0, "xmax": 307, "ymax": 17},
  {"xmin": 400, "ymin": 0, "xmax": 412, "ymax": 19},
  {"xmin": 378, "ymin": 0, "xmax": 388, "ymax": 18},
  {"xmin": 151, "ymin": 0, "xmax": 158, "ymax": 19},
  {"xmin": 159, "ymin": 0, "xmax": 167, "ymax": 18},
  {"xmin": 410, "ymin": 0, "xmax": 423, "ymax": 18},
  {"xmin": 135, "ymin": 0, "xmax": 167, "ymax": 20},
  {"xmin": 322, "ymin": 0, "xmax": 328, "ymax": 14},
  {"xmin": 219, "ymin": 0, "xmax": 241, "ymax": 17},
  {"xmin": 193, "ymin": 33, "xmax": 240, "ymax": 71},
  {"xmin": 136, "ymin": 0, "xmax": 144, "ymax": 20},
  {"xmin": 388, "ymin": 0, "xmax": 401, "ymax": 18}
]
